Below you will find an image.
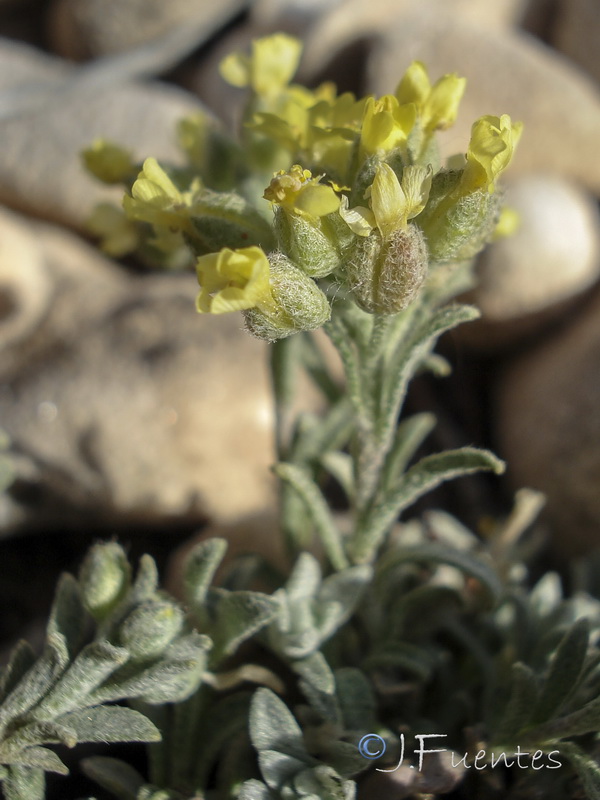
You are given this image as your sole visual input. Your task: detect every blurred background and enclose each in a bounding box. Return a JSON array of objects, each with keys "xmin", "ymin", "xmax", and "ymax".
[{"xmin": 0, "ymin": 1, "xmax": 599, "ymax": 774}]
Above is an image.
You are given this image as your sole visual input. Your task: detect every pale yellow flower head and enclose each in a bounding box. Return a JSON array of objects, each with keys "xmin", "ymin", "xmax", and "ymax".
[
  {"xmin": 360, "ymin": 95, "xmax": 416, "ymax": 159},
  {"xmin": 123, "ymin": 158, "xmax": 200, "ymax": 230},
  {"xmin": 263, "ymin": 165, "xmax": 341, "ymax": 217},
  {"xmin": 396, "ymin": 61, "xmax": 466, "ymax": 133},
  {"xmin": 196, "ymin": 246, "xmax": 274, "ymax": 315},
  {"xmin": 341, "ymin": 163, "xmax": 432, "ymax": 239},
  {"xmin": 219, "ymin": 33, "xmax": 302, "ymax": 97},
  {"xmin": 461, "ymin": 114, "xmax": 523, "ymax": 193},
  {"xmin": 82, "ymin": 140, "xmax": 134, "ymax": 184}
]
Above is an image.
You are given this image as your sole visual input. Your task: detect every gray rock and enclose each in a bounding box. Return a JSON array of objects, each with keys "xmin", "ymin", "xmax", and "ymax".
[
  {"xmin": 0, "ymin": 39, "xmax": 206, "ymax": 228},
  {"xmin": 553, "ymin": 0, "xmax": 600, "ymax": 86},
  {"xmin": 0, "ymin": 218, "xmax": 277, "ymax": 532},
  {"xmin": 495, "ymin": 286, "xmax": 600, "ymax": 556},
  {"xmin": 303, "ymin": 0, "xmax": 600, "ymax": 194},
  {"xmin": 460, "ymin": 175, "xmax": 600, "ymax": 349},
  {"xmin": 47, "ymin": 0, "xmax": 248, "ymax": 60}
]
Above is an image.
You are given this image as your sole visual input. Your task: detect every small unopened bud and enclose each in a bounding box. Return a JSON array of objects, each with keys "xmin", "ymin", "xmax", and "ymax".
[
  {"xmin": 244, "ymin": 252, "xmax": 331, "ymax": 340},
  {"xmin": 119, "ymin": 600, "xmax": 184, "ymax": 660},
  {"xmin": 79, "ymin": 543, "xmax": 131, "ymax": 621},
  {"xmin": 345, "ymin": 223, "xmax": 428, "ymax": 314},
  {"xmin": 274, "ymin": 207, "xmax": 341, "ymax": 278},
  {"xmin": 417, "ymin": 170, "xmax": 501, "ymax": 262}
]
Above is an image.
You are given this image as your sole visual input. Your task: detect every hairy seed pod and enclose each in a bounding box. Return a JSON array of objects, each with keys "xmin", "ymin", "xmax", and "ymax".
[{"xmin": 346, "ymin": 223, "xmax": 428, "ymax": 314}]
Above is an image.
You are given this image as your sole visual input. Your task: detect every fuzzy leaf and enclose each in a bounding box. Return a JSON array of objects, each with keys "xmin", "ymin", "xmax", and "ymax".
[
  {"xmin": 81, "ymin": 756, "xmax": 144, "ymax": 800},
  {"xmin": 259, "ymin": 750, "xmax": 309, "ymax": 791},
  {"xmin": 130, "ymin": 555, "xmax": 159, "ymax": 603},
  {"xmin": 559, "ymin": 742, "xmax": 600, "ymax": 800},
  {"xmin": 5, "ymin": 746, "xmax": 68, "ymax": 774},
  {"xmin": 378, "ymin": 541, "xmax": 503, "ymax": 606},
  {"xmin": 494, "ymin": 662, "xmax": 538, "ymax": 742},
  {"xmin": 275, "ymin": 463, "xmax": 349, "ymax": 571},
  {"xmin": 1, "ymin": 765, "xmax": 45, "ymax": 800},
  {"xmin": 46, "ymin": 574, "xmax": 88, "ymax": 660},
  {"xmin": 183, "ymin": 538, "xmax": 228, "ymax": 609},
  {"xmin": 0, "ymin": 642, "xmax": 67, "ymax": 732},
  {"xmin": 58, "ymin": 705, "xmax": 160, "ymax": 744},
  {"xmin": 286, "ymin": 553, "xmax": 322, "ymax": 600},
  {"xmin": 0, "ymin": 642, "xmax": 36, "ymax": 705},
  {"xmin": 353, "ymin": 447, "xmax": 504, "ymax": 562},
  {"xmin": 33, "ymin": 641, "xmax": 128, "ymax": 720},
  {"xmin": 250, "ymin": 689, "xmax": 307, "ymax": 760},
  {"xmin": 238, "ymin": 779, "xmax": 274, "ymax": 800},
  {"xmin": 320, "ymin": 452, "xmax": 354, "ymax": 500},
  {"xmin": 1, "ymin": 720, "xmax": 76, "ymax": 753},
  {"xmin": 293, "ymin": 652, "xmax": 336, "ymax": 695},
  {"xmin": 382, "ymin": 412, "xmax": 436, "ymax": 489},
  {"xmin": 206, "ymin": 590, "xmax": 279, "ymax": 663},
  {"xmin": 531, "ymin": 618, "xmax": 590, "ymax": 724},
  {"xmin": 335, "ymin": 669, "xmax": 377, "ymax": 733},
  {"xmin": 528, "ymin": 693, "xmax": 600, "ymax": 742}
]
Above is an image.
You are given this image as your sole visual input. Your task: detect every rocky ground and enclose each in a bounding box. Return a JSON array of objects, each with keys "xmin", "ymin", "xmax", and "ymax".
[{"xmin": 0, "ymin": 1, "xmax": 599, "ymax": 795}]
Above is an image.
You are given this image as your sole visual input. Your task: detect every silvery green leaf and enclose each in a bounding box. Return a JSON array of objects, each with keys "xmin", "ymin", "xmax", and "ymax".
[
  {"xmin": 5, "ymin": 745, "xmax": 68, "ymax": 774},
  {"xmin": 317, "ymin": 566, "xmax": 373, "ymax": 638},
  {"xmin": 192, "ymin": 692, "xmax": 252, "ymax": 787},
  {"xmin": 387, "ymin": 585, "xmax": 462, "ymax": 635},
  {"xmin": 293, "ymin": 653, "xmax": 336, "ymax": 696},
  {"xmin": 320, "ymin": 452, "xmax": 354, "ymax": 500},
  {"xmin": 528, "ymin": 693, "xmax": 600, "ymax": 741},
  {"xmin": 238, "ymin": 778, "xmax": 275, "ymax": 800},
  {"xmin": 275, "ymin": 466, "xmax": 348, "ymax": 571},
  {"xmin": 81, "ymin": 756, "xmax": 144, "ymax": 800},
  {"xmin": 58, "ymin": 705, "xmax": 160, "ymax": 744},
  {"xmin": 46, "ymin": 573, "xmax": 87, "ymax": 660},
  {"xmin": 558, "ymin": 742, "xmax": 600, "ymax": 800},
  {"xmin": 294, "ymin": 765, "xmax": 356, "ymax": 800},
  {"xmin": 530, "ymin": 573, "xmax": 563, "ymax": 618},
  {"xmin": 33, "ymin": 641, "xmax": 128, "ymax": 720},
  {"xmin": 335, "ymin": 669, "xmax": 376, "ymax": 733},
  {"xmin": 531, "ymin": 618, "xmax": 589, "ymax": 724},
  {"xmin": 494, "ymin": 662, "xmax": 538, "ymax": 742},
  {"xmin": 259, "ymin": 750, "xmax": 308, "ymax": 791},
  {"xmin": 90, "ymin": 633, "xmax": 210, "ymax": 705},
  {"xmin": 286, "ymin": 554, "xmax": 322, "ymax": 601},
  {"xmin": 183, "ymin": 538, "xmax": 227, "ymax": 609},
  {"xmin": 1, "ymin": 765, "xmax": 45, "ymax": 800},
  {"xmin": 206, "ymin": 590, "xmax": 279, "ymax": 663},
  {"xmin": 422, "ymin": 511, "xmax": 479, "ymax": 550},
  {"xmin": 130, "ymin": 556, "xmax": 159, "ymax": 603},
  {"xmin": 377, "ymin": 541, "xmax": 503, "ymax": 607},
  {"xmin": 1, "ymin": 720, "xmax": 76, "ymax": 752},
  {"xmin": 382, "ymin": 412, "xmax": 436, "ymax": 489},
  {"xmin": 356, "ymin": 448, "xmax": 504, "ymax": 562},
  {"xmin": 250, "ymin": 689, "xmax": 307, "ymax": 760},
  {"xmin": 0, "ymin": 641, "xmax": 67, "ymax": 732},
  {"xmin": 0, "ymin": 642, "xmax": 36, "ymax": 705}
]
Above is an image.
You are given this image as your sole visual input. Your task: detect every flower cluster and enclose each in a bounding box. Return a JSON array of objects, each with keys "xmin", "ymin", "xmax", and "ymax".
[{"xmin": 84, "ymin": 33, "xmax": 521, "ymax": 339}]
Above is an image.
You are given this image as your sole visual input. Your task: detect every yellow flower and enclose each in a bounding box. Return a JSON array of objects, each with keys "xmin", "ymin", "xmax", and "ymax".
[
  {"xmin": 395, "ymin": 61, "xmax": 466, "ymax": 133},
  {"xmin": 461, "ymin": 114, "xmax": 523, "ymax": 193},
  {"xmin": 123, "ymin": 158, "xmax": 199, "ymax": 230},
  {"xmin": 82, "ymin": 140, "xmax": 134, "ymax": 184},
  {"xmin": 219, "ymin": 33, "xmax": 302, "ymax": 97},
  {"xmin": 341, "ymin": 163, "xmax": 432, "ymax": 239},
  {"xmin": 263, "ymin": 165, "xmax": 340, "ymax": 217},
  {"xmin": 86, "ymin": 203, "xmax": 139, "ymax": 257},
  {"xmin": 359, "ymin": 95, "xmax": 416, "ymax": 159},
  {"xmin": 196, "ymin": 246, "xmax": 274, "ymax": 314}
]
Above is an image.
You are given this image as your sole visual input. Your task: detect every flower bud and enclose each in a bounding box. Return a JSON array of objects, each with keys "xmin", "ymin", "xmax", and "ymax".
[
  {"xmin": 243, "ymin": 252, "xmax": 331, "ymax": 340},
  {"xmin": 79, "ymin": 543, "xmax": 131, "ymax": 621},
  {"xmin": 273, "ymin": 207, "xmax": 341, "ymax": 278},
  {"xmin": 119, "ymin": 600, "xmax": 184, "ymax": 660},
  {"xmin": 345, "ymin": 223, "xmax": 428, "ymax": 314},
  {"xmin": 416, "ymin": 170, "xmax": 501, "ymax": 262}
]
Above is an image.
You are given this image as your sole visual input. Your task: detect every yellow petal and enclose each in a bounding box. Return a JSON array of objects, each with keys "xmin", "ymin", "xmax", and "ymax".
[
  {"xmin": 370, "ymin": 162, "xmax": 406, "ymax": 239},
  {"xmin": 401, "ymin": 164, "xmax": 433, "ymax": 219},
  {"xmin": 339, "ymin": 195, "xmax": 375, "ymax": 236},
  {"xmin": 196, "ymin": 246, "xmax": 273, "ymax": 315},
  {"xmin": 219, "ymin": 51, "xmax": 251, "ymax": 88},
  {"xmin": 423, "ymin": 74, "xmax": 466, "ymax": 131},
  {"xmin": 251, "ymin": 33, "xmax": 302, "ymax": 95},
  {"xmin": 463, "ymin": 114, "xmax": 523, "ymax": 193},
  {"xmin": 294, "ymin": 183, "xmax": 340, "ymax": 216},
  {"xmin": 395, "ymin": 61, "xmax": 430, "ymax": 107}
]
